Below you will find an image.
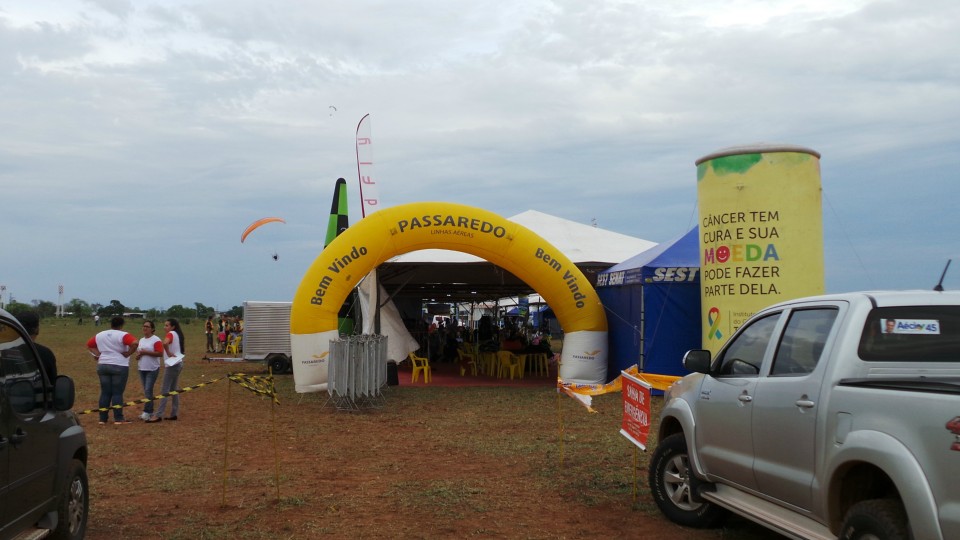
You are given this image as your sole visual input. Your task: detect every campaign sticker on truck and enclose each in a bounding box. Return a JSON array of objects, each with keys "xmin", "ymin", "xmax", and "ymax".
[{"xmin": 881, "ymin": 318, "xmax": 940, "ymax": 335}]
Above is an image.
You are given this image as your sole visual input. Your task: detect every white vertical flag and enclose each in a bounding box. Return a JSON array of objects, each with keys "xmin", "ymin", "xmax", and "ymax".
[{"xmin": 355, "ymin": 113, "xmax": 380, "ymax": 218}]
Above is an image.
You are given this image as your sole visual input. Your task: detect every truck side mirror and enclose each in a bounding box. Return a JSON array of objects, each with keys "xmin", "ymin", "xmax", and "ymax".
[
  {"xmin": 683, "ymin": 349, "xmax": 712, "ymax": 373},
  {"xmin": 53, "ymin": 375, "xmax": 76, "ymax": 411}
]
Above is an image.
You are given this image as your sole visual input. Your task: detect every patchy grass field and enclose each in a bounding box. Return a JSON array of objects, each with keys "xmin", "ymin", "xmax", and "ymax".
[{"xmin": 36, "ymin": 317, "xmax": 777, "ymax": 539}]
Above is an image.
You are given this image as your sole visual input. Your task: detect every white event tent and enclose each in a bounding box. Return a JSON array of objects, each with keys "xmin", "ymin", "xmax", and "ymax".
[{"xmin": 376, "ymin": 209, "xmax": 657, "ymax": 313}]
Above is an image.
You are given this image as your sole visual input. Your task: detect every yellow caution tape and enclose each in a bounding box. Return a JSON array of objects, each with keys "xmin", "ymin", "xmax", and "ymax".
[
  {"xmin": 557, "ymin": 365, "xmax": 682, "ymax": 399},
  {"xmin": 78, "ymin": 372, "xmax": 277, "ymax": 415}
]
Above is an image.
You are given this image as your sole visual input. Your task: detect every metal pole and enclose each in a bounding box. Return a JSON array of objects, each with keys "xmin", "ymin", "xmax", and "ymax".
[{"xmin": 221, "ymin": 375, "xmax": 233, "ymax": 507}]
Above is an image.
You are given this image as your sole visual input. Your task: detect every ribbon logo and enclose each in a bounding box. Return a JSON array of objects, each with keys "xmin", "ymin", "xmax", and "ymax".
[{"xmin": 708, "ymin": 307, "xmax": 723, "ymax": 341}]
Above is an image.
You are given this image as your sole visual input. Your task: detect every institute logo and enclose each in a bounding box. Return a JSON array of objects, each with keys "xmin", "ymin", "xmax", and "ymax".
[{"xmin": 707, "ymin": 307, "xmax": 723, "ymax": 341}]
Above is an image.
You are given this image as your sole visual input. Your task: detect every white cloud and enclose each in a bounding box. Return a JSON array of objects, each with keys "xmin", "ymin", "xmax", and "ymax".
[{"xmin": 1, "ymin": 0, "xmax": 958, "ymax": 309}]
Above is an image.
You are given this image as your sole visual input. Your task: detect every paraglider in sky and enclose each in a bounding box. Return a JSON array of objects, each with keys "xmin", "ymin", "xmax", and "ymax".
[
  {"xmin": 329, "ymin": 105, "xmax": 337, "ymax": 116},
  {"xmin": 241, "ymin": 217, "xmax": 286, "ymax": 243}
]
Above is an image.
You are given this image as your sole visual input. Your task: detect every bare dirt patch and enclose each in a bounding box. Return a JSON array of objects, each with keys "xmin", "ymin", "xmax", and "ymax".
[{"xmin": 50, "ymin": 321, "xmax": 777, "ymax": 539}]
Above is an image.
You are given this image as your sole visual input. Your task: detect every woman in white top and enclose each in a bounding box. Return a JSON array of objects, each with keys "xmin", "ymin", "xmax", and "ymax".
[
  {"xmin": 135, "ymin": 320, "xmax": 163, "ymax": 421},
  {"xmin": 86, "ymin": 316, "xmax": 138, "ymax": 424},
  {"xmin": 147, "ymin": 318, "xmax": 185, "ymax": 422}
]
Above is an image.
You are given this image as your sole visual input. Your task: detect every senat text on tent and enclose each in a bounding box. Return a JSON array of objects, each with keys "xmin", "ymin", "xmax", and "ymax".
[{"xmin": 651, "ymin": 267, "xmax": 699, "ymax": 282}]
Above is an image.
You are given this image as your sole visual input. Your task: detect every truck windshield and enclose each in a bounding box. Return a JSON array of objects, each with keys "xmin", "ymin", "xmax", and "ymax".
[{"xmin": 859, "ymin": 305, "xmax": 960, "ymax": 362}]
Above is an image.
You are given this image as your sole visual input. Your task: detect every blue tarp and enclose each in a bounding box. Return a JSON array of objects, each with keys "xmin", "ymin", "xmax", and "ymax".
[
  {"xmin": 506, "ymin": 304, "xmax": 547, "ymax": 318},
  {"xmin": 597, "ymin": 226, "xmax": 701, "ymax": 383}
]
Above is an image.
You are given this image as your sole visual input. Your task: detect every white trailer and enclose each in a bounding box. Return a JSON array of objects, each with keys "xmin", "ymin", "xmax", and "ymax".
[{"xmin": 242, "ymin": 301, "xmax": 293, "ymax": 373}]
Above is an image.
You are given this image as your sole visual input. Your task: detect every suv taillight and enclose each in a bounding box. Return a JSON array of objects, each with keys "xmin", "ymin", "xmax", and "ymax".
[{"xmin": 947, "ymin": 417, "xmax": 960, "ymax": 451}]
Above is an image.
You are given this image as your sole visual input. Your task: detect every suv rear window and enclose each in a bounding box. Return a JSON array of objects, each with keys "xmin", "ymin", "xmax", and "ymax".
[
  {"xmin": 859, "ymin": 305, "xmax": 960, "ymax": 362},
  {"xmin": 0, "ymin": 319, "xmax": 45, "ymax": 412}
]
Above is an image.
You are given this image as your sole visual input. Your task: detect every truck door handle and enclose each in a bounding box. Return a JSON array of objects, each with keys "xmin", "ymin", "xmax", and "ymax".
[
  {"xmin": 738, "ymin": 394, "xmax": 753, "ymax": 403},
  {"xmin": 795, "ymin": 399, "xmax": 815, "ymax": 409},
  {"xmin": 10, "ymin": 429, "xmax": 26, "ymax": 447}
]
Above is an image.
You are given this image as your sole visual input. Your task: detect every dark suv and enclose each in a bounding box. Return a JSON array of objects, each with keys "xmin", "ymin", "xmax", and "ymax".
[{"xmin": 0, "ymin": 308, "xmax": 88, "ymax": 540}]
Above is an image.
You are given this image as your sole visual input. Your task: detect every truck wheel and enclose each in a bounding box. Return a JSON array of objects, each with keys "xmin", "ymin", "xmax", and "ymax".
[
  {"xmin": 648, "ymin": 433, "xmax": 726, "ymax": 528},
  {"xmin": 840, "ymin": 499, "xmax": 909, "ymax": 540},
  {"xmin": 268, "ymin": 354, "xmax": 290, "ymax": 374},
  {"xmin": 51, "ymin": 459, "xmax": 88, "ymax": 540}
]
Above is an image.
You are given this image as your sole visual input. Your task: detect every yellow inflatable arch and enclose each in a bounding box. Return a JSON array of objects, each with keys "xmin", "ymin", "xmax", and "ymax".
[{"xmin": 290, "ymin": 202, "xmax": 609, "ymax": 392}]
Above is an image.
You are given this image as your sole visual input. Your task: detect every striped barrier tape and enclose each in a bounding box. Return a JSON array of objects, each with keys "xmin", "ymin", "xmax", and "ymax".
[
  {"xmin": 77, "ymin": 372, "xmax": 277, "ymax": 415},
  {"xmin": 228, "ymin": 373, "xmax": 279, "ymax": 404}
]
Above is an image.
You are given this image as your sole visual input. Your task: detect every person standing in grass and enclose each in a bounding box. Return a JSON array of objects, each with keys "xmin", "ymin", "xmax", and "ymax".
[
  {"xmin": 217, "ymin": 314, "xmax": 228, "ymax": 353},
  {"xmin": 204, "ymin": 315, "xmax": 215, "ymax": 353},
  {"xmin": 135, "ymin": 320, "xmax": 163, "ymax": 421},
  {"xmin": 148, "ymin": 318, "xmax": 185, "ymax": 422},
  {"xmin": 15, "ymin": 311, "xmax": 57, "ymax": 382},
  {"xmin": 87, "ymin": 316, "xmax": 137, "ymax": 425}
]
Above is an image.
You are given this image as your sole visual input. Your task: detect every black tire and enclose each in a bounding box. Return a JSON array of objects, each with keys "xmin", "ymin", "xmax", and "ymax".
[
  {"xmin": 268, "ymin": 354, "xmax": 290, "ymax": 374},
  {"xmin": 51, "ymin": 459, "xmax": 88, "ymax": 540},
  {"xmin": 840, "ymin": 498, "xmax": 910, "ymax": 540},
  {"xmin": 648, "ymin": 433, "xmax": 726, "ymax": 528}
]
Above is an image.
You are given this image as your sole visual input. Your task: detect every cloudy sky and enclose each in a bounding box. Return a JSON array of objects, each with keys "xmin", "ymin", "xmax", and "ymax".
[{"xmin": 3, "ymin": 0, "xmax": 958, "ymax": 312}]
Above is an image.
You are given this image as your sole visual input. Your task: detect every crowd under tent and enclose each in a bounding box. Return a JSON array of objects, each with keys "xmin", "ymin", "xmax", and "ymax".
[{"xmin": 597, "ymin": 226, "xmax": 701, "ymax": 383}]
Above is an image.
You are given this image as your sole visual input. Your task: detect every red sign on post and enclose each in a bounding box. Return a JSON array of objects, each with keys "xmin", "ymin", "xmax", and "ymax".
[{"xmin": 620, "ymin": 370, "xmax": 652, "ymax": 450}]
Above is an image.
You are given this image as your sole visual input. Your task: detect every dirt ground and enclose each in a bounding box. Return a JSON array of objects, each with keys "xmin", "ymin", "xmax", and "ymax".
[{"xmin": 74, "ymin": 354, "xmax": 778, "ymax": 540}]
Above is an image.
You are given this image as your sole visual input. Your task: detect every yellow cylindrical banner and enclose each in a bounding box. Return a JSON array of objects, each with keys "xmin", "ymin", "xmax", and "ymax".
[{"xmin": 696, "ymin": 145, "xmax": 824, "ymax": 355}]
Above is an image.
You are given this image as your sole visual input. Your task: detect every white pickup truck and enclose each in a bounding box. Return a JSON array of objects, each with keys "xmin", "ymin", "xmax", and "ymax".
[{"xmin": 648, "ymin": 290, "xmax": 960, "ymax": 540}]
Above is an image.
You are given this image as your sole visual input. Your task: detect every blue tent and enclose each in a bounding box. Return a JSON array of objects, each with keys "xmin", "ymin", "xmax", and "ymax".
[{"xmin": 597, "ymin": 226, "xmax": 701, "ymax": 383}]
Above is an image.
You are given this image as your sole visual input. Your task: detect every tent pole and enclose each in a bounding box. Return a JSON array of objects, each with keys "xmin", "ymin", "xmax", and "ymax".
[
  {"xmin": 639, "ymin": 287, "xmax": 645, "ymax": 371},
  {"xmin": 373, "ymin": 268, "xmax": 381, "ymax": 334}
]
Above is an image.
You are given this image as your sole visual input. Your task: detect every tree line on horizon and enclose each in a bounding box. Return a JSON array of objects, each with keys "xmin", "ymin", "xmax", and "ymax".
[{"xmin": 1, "ymin": 298, "xmax": 243, "ymax": 323}]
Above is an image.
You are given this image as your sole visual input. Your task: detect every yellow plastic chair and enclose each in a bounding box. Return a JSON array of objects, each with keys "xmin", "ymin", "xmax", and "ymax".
[
  {"xmin": 408, "ymin": 352, "xmax": 431, "ymax": 383},
  {"xmin": 514, "ymin": 353, "xmax": 527, "ymax": 379},
  {"xmin": 456, "ymin": 348, "xmax": 477, "ymax": 376},
  {"xmin": 530, "ymin": 352, "xmax": 549, "ymax": 377},
  {"xmin": 226, "ymin": 334, "xmax": 241, "ymax": 355},
  {"xmin": 495, "ymin": 350, "xmax": 520, "ymax": 380},
  {"xmin": 479, "ymin": 351, "xmax": 497, "ymax": 375}
]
